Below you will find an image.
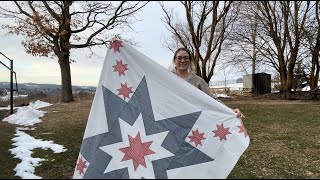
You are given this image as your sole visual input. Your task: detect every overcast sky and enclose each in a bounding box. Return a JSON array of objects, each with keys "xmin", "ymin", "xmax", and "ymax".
[{"xmin": 0, "ymin": 1, "xmax": 236, "ymax": 86}]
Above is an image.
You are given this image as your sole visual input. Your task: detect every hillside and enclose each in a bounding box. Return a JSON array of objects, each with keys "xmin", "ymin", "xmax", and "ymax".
[{"xmin": 0, "ymin": 82, "xmax": 96, "ymax": 93}]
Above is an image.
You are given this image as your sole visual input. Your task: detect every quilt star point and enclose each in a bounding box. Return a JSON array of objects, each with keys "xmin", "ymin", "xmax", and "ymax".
[
  {"xmin": 238, "ymin": 124, "xmax": 248, "ymax": 138},
  {"xmin": 213, "ymin": 123, "xmax": 231, "ymax": 141},
  {"xmin": 119, "ymin": 132, "xmax": 155, "ymax": 171},
  {"xmin": 188, "ymin": 128, "xmax": 206, "ymax": 147},
  {"xmin": 113, "ymin": 59, "xmax": 128, "ymax": 76},
  {"xmin": 109, "ymin": 40, "xmax": 123, "ymax": 53},
  {"xmin": 76, "ymin": 156, "xmax": 87, "ymax": 175},
  {"xmin": 117, "ymin": 83, "xmax": 133, "ymax": 100}
]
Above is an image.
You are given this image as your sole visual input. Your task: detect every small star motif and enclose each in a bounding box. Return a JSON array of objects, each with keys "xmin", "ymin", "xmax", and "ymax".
[
  {"xmin": 112, "ymin": 59, "xmax": 128, "ymax": 76},
  {"xmin": 109, "ymin": 40, "xmax": 123, "ymax": 53},
  {"xmin": 188, "ymin": 128, "xmax": 206, "ymax": 147},
  {"xmin": 213, "ymin": 123, "xmax": 231, "ymax": 142},
  {"xmin": 119, "ymin": 132, "xmax": 155, "ymax": 171},
  {"xmin": 76, "ymin": 156, "xmax": 88, "ymax": 175},
  {"xmin": 117, "ymin": 83, "xmax": 133, "ymax": 100},
  {"xmin": 238, "ymin": 124, "xmax": 248, "ymax": 138}
]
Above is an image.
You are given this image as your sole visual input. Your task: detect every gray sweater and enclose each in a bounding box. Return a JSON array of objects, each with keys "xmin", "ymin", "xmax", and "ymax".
[{"xmin": 184, "ymin": 73, "xmax": 223, "ymax": 104}]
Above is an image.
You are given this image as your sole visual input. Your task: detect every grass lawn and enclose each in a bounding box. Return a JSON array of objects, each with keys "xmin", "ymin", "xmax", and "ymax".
[
  {"xmin": 0, "ymin": 110, "xmax": 19, "ymax": 179},
  {"xmin": 0, "ymin": 99, "xmax": 319, "ymax": 179},
  {"xmin": 226, "ymin": 100, "xmax": 320, "ymax": 179}
]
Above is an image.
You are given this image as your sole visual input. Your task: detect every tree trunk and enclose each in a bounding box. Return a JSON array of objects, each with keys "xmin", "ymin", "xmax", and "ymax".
[
  {"xmin": 252, "ymin": 4, "xmax": 257, "ymax": 74},
  {"xmin": 59, "ymin": 55, "xmax": 74, "ymax": 103},
  {"xmin": 280, "ymin": 70, "xmax": 287, "ymax": 98},
  {"xmin": 279, "ymin": 56, "xmax": 288, "ymax": 99},
  {"xmin": 316, "ymin": 61, "xmax": 320, "ymax": 88},
  {"xmin": 311, "ymin": 1, "xmax": 320, "ymax": 90},
  {"xmin": 282, "ymin": 52, "xmax": 294, "ymax": 99},
  {"xmin": 202, "ymin": 62, "xmax": 210, "ymax": 84},
  {"xmin": 285, "ymin": 71, "xmax": 294, "ymax": 99},
  {"xmin": 252, "ymin": 46, "xmax": 256, "ymax": 74},
  {"xmin": 310, "ymin": 54, "xmax": 317, "ymax": 90},
  {"xmin": 310, "ymin": 51, "xmax": 320, "ymax": 90},
  {"xmin": 58, "ymin": 1, "xmax": 74, "ymax": 103}
]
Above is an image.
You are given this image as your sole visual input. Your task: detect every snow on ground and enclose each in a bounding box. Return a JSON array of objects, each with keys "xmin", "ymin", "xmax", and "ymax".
[
  {"xmin": 215, "ymin": 93, "xmax": 231, "ymax": 98},
  {"xmin": 10, "ymin": 127, "xmax": 67, "ymax": 179},
  {"xmin": 0, "ymin": 94, "xmax": 28, "ymax": 101},
  {"xmin": 28, "ymin": 100, "xmax": 52, "ymax": 110},
  {"xmin": 0, "ymin": 105, "xmax": 20, "ymax": 110},
  {"xmin": 210, "ymin": 83, "xmax": 244, "ymax": 91},
  {"xmin": 2, "ymin": 100, "xmax": 52, "ymax": 126},
  {"xmin": 1, "ymin": 100, "xmax": 67, "ymax": 179},
  {"xmin": 210, "ymin": 83, "xmax": 244, "ymax": 99}
]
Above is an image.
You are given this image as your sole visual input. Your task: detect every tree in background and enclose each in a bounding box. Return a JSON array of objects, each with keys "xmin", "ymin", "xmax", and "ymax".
[
  {"xmin": 228, "ymin": 1, "xmax": 319, "ymax": 98},
  {"xmin": 0, "ymin": 1, "xmax": 148, "ymax": 102},
  {"xmin": 159, "ymin": 1, "xmax": 240, "ymax": 83},
  {"xmin": 226, "ymin": 1, "xmax": 264, "ymax": 75},
  {"xmin": 253, "ymin": 1, "xmax": 311, "ymax": 99},
  {"xmin": 292, "ymin": 60, "xmax": 307, "ymax": 92},
  {"xmin": 302, "ymin": 1, "xmax": 320, "ymax": 90}
]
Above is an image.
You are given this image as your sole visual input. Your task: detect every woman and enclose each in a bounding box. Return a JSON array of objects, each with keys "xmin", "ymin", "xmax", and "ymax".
[{"xmin": 170, "ymin": 47, "xmax": 245, "ymax": 120}]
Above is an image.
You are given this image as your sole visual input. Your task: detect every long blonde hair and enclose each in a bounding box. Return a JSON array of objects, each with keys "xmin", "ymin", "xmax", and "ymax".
[{"xmin": 169, "ymin": 47, "xmax": 195, "ymax": 74}]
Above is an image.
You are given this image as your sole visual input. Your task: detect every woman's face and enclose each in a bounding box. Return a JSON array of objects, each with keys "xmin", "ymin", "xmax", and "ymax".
[{"xmin": 174, "ymin": 50, "xmax": 190, "ymax": 71}]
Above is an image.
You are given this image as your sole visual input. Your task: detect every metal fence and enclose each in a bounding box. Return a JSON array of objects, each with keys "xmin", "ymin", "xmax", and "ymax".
[{"xmin": 209, "ymin": 80, "xmax": 238, "ymax": 86}]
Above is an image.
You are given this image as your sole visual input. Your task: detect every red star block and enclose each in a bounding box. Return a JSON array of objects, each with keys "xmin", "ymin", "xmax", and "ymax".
[
  {"xmin": 117, "ymin": 83, "xmax": 133, "ymax": 100},
  {"xmin": 109, "ymin": 40, "xmax": 123, "ymax": 53},
  {"xmin": 119, "ymin": 132, "xmax": 155, "ymax": 171},
  {"xmin": 112, "ymin": 59, "xmax": 128, "ymax": 76},
  {"xmin": 213, "ymin": 123, "xmax": 231, "ymax": 142},
  {"xmin": 238, "ymin": 124, "xmax": 248, "ymax": 138},
  {"xmin": 188, "ymin": 128, "xmax": 206, "ymax": 147},
  {"xmin": 76, "ymin": 156, "xmax": 88, "ymax": 175}
]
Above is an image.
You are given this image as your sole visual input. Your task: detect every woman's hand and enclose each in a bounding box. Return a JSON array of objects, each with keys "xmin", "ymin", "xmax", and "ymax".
[{"xmin": 233, "ymin": 108, "xmax": 245, "ymax": 120}]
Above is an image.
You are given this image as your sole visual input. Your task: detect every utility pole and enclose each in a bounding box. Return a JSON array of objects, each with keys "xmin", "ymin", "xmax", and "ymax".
[{"xmin": 10, "ymin": 59, "xmax": 13, "ymax": 114}]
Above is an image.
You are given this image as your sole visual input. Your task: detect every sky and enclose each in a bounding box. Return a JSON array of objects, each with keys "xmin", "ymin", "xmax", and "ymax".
[
  {"xmin": 0, "ymin": 1, "xmax": 186, "ymax": 87},
  {"xmin": 0, "ymin": 1, "xmax": 244, "ymax": 87}
]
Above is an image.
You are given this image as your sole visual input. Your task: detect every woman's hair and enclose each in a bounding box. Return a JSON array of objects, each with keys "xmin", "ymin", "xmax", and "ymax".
[{"xmin": 169, "ymin": 47, "xmax": 195, "ymax": 73}]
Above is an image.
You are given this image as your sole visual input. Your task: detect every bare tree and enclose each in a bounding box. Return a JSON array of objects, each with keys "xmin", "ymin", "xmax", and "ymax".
[
  {"xmin": 227, "ymin": 1, "xmax": 264, "ymax": 75},
  {"xmin": 159, "ymin": 1, "xmax": 239, "ymax": 83},
  {"xmin": 0, "ymin": 1, "xmax": 148, "ymax": 102},
  {"xmin": 254, "ymin": 1, "xmax": 311, "ymax": 99},
  {"xmin": 302, "ymin": 1, "xmax": 320, "ymax": 90}
]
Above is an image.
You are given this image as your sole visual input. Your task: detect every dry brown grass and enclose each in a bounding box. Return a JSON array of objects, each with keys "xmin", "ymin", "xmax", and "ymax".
[
  {"xmin": 26, "ymin": 99, "xmax": 93, "ymax": 179},
  {"xmin": 0, "ymin": 112, "xmax": 19, "ymax": 179},
  {"xmin": 226, "ymin": 101, "xmax": 320, "ymax": 179},
  {"xmin": 1, "ymin": 97, "xmax": 320, "ymax": 179},
  {"xmin": 39, "ymin": 100, "xmax": 92, "ymax": 129}
]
